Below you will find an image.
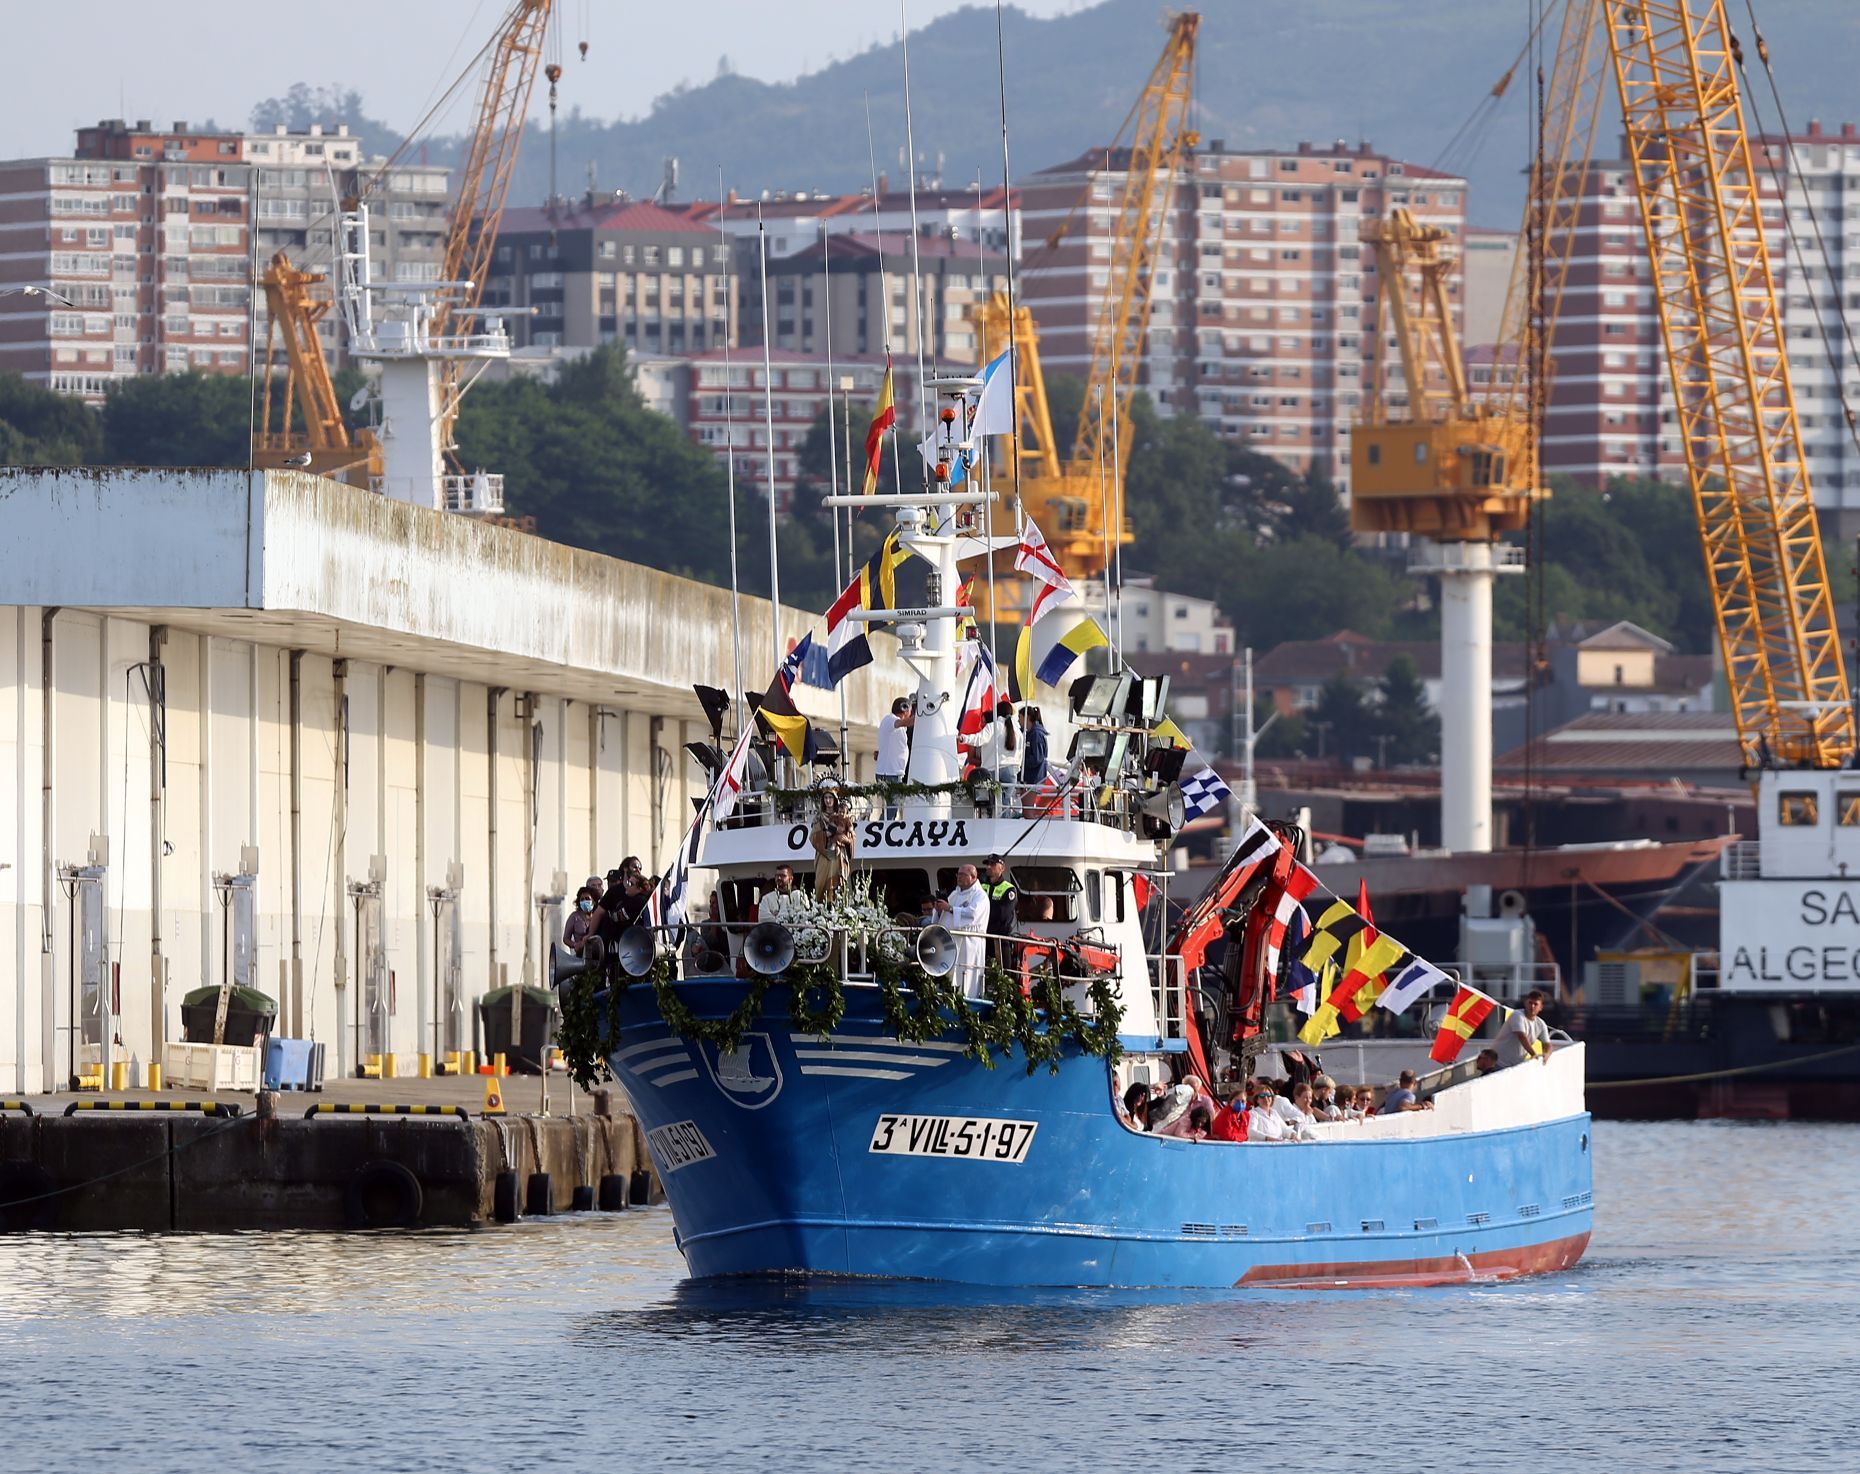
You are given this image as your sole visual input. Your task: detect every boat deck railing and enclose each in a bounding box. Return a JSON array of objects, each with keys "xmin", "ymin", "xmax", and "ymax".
[
  {"xmin": 1435, "ymin": 959, "xmax": 1563, "ymax": 1003},
  {"xmin": 631, "ymin": 917, "xmax": 1124, "ymax": 1016},
  {"xmin": 1722, "ymin": 841, "xmax": 1761, "ymax": 880}
]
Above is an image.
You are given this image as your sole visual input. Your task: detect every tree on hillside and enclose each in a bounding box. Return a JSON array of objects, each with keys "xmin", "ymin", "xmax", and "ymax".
[
  {"xmin": 1375, "ymin": 653, "xmax": 1438, "ymax": 766},
  {"xmin": 1311, "ymin": 674, "xmax": 1376, "ymax": 764},
  {"xmin": 0, "ymin": 375, "xmax": 103, "ymax": 465},
  {"xmin": 457, "ymin": 344, "xmax": 739, "ymax": 585},
  {"xmin": 100, "ymin": 374, "xmax": 253, "ymax": 467}
]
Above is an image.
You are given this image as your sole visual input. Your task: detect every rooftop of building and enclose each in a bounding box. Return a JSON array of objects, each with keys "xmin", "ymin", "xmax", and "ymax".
[
  {"xmin": 682, "ymin": 186, "xmax": 1013, "ymax": 223},
  {"xmin": 1253, "ymin": 630, "xmax": 1530, "ymax": 685},
  {"xmin": 1495, "ymin": 710, "xmax": 1740, "ymax": 775},
  {"xmin": 496, "ymin": 197, "xmax": 714, "ymax": 237},
  {"xmin": 770, "ymin": 232, "xmax": 1009, "ymax": 268}
]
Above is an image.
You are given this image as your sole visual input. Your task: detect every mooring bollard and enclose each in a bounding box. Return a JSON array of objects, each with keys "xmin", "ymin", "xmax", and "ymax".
[
  {"xmin": 593, "ymin": 1089, "xmax": 613, "ymax": 1118},
  {"xmin": 255, "ymin": 1091, "xmax": 277, "ymax": 1120}
]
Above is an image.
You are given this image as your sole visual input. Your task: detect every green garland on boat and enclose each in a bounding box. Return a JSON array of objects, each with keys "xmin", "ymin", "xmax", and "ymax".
[{"xmin": 556, "ymin": 952, "xmax": 1123, "ymax": 1090}]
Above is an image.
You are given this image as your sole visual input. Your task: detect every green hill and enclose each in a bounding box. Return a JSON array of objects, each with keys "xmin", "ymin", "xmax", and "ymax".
[{"xmin": 280, "ymin": 0, "xmax": 1860, "ymax": 229}]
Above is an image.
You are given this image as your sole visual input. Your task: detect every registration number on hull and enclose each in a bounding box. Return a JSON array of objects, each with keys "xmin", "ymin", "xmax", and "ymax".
[
  {"xmin": 648, "ymin": 1120, "xmax": 717, "ymax": 1174},
  {"xmin": 869, "ymin": 1114, "xmax": 1037, "ymax": 1164}
]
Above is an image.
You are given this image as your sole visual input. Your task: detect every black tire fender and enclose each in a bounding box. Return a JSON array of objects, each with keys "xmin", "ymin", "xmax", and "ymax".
[{"xmin": 346, "ymin": 1159, "xmax": 423, "ymax": 1229}]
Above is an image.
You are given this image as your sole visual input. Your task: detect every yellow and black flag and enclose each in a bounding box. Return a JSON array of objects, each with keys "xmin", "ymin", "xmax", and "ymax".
[{"xmin": 756, "ymin": 634, "xmax": 815, "ymax": 764}]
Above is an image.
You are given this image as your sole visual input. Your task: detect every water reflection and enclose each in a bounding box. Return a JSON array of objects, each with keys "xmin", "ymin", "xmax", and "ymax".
[{"xmin": 0, "ymin": 1123, "xmax": 1854, "ymax": 1474}]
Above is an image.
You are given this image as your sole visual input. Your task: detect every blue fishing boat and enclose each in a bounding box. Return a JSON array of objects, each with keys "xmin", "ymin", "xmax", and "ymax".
[{"xmin": 561, "ymin": 371, "xmax": 1593, "ymax": 1289}]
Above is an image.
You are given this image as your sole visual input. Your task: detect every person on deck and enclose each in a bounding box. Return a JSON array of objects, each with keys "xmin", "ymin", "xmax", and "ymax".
[
  {"xmin": 1475, "ymin": 1048, "xmax": 1501, "ymax": 1077},
  {"xmin": 1310, "ymin": 1075, "xmax": 1341, "ymax": 1121},
  {"xmin": 977, "ymin": 699, "xmax": 1020, "ymax": 790},
  {"xmin": 1208, "ymin": 1095, "xmax": 1249, "ymax": 1142},
  {"xmin": 982, "ymin": 855, "xmax": 1018, "ymax": 969},
  {"xmin": 945, "ymin": 862, "xmax": 991, "ymax": 999},
  {"xmin": 1502, "ymin": 991, "xmax": 1555, "ymax": 1066},
  {"xmin": 1380, "ymin": 1069, "xmax": 1431, "ymax": 1114},
  {"xmin": 876, "ymin": 697, "xmax": 912, "ymax": 783},
  {"xmin": 759, "ymin": 863, "xmax": 811, "ymax": 928},
  {"xmin": 1019, "ymin": 705, "xmax": 1049, "ymax": 788},
  {"xmin": 563, "ymin": 887, "xmax": 600, "ymax": 954},
  {"xmin": 1119, "ymin": 1083, "xmax": 1150, "ymax": 1131},
  {"xmin": 1245, "ymin": 1083, "xmax": 1291, "ymax": 1142}
]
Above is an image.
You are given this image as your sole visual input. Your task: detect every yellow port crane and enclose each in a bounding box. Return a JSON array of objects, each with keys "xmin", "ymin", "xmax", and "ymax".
[
  {"xmin": 251, "ymin": 0, "xmax": 557, "ymax": 475},
  {"xmin": 254, "ymin": 253, "xmax": 378, "ymax": 483},
  {"xmin": 1601, "ymin": 0, "xmax": 1851, "ymax": 767},
  {"xmin": 971, "ymin": 10, "xmax": 1199, "ymax": 614}
]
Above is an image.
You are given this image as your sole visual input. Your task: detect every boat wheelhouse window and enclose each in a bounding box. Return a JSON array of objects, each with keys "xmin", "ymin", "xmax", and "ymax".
[
  {"xmin": 937, "ymin": 864, "xmax": 1078, "ymax": 923},
  {"xmin": 1840, "ymin": 792, "xmax": 1860, "ymax": 827},
  {"xmin": 1085, "ymin": 869, "xmax": 1102, "ymax": 922},
  {"xmin": 871, "ymin": 869, "xmax": 934, "ymax": 923},
  {"xmin": 1104, "ymin": 871, "xmax": 1127, "ymax": 924},
  {"xmin": 1779, "ymin": 790, "xmax": 1820, "ymax": 827}
]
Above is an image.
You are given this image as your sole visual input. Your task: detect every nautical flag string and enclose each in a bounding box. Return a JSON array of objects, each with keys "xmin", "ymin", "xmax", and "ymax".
[
  {"xmin": 756, "ymin": 634, "xmax": 815, "ymax": 764},
  {"xmin": 1379, "ymin": 954, "xmax": 1450, "ymax": 1016},
  {"xmin": 825, "ymin": 530, "xmax": 925, "ymax": 685},
  {"xmin": 1178, "ymin": 764, "xmax": 1232, "ymax": 819},
  {"xmin": 1430, "ymin": 985, "xmax": 1499, "ymax": 1064},
  {"xmin": 1015, "ymin": 516, "xmax": 1074, "ymax": 626},
  {"xmin": 956, "ymin": 639, "xmax": 997, "ymax": 737}
]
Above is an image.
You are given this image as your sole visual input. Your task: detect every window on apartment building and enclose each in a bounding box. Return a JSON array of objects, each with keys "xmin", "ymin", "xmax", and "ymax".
[
  {"xmin": 1278, "ymin": 336, "xmax": 1298, "ymax": 350},
  {"xmin": 1249, "ymin": 160, "xmax": 1268, "ymax": 179},
  {"xmin": 668, "ymin": 246, "xmax": 684, "ymax": 267},
  {"xmin": 1283, "ymin": 190, "xmax": 1303, "ymax": 202},
  {"xmin": 1280, "ymin": 219, "xmax": 1300, "ymax": 233},
  {"xmin": 1279, "ymin": 249, "xmax": 1301, "ymax": 261}
]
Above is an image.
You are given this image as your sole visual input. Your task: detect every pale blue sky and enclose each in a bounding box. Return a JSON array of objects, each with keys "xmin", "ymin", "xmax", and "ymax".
[{"xmin": 1, "ymin": 0, "xmax": 1084, "ymax": 158}]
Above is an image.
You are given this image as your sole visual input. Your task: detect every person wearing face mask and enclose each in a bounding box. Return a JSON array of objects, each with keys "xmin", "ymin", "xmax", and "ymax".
[{"xmin": 563, "ymin": 887, "xmax": 601, "ymax": 954}]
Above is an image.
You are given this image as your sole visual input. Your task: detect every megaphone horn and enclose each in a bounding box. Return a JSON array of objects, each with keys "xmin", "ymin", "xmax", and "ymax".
[
  {"xmin": 616, "ymin": 925, "xmax": 659, "ymax": 978},
  {"xmin": 915, "ymin": 923, "xmax": 957, "ymax": 979},
  {"xmin": 743, "ymin": 921, "xmax": 796, "ymax": 977},
  {"xmin": 549, "ymin": 940, "xmax": 596, "ymax": 988}
]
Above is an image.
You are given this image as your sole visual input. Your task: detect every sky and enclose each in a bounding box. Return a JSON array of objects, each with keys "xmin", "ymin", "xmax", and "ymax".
[{"xmin": 0, "ymin": 0, "xmax": 1085, "ymax": 157}]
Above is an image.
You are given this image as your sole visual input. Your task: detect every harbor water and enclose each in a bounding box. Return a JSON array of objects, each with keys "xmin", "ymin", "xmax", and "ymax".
[{"xmin": 2, "ymin": 1120, "xmax": 1853, "ymax": 1473}]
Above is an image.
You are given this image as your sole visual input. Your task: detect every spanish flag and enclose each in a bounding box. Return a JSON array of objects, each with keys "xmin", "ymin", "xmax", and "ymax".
[
  {"xmin": 862, "ymin": 362, "xmax": 897, "ymax": 495},
  {"xmin": 1429, "ymin": 985, "xmax": 1498, "ymax": 1064}
]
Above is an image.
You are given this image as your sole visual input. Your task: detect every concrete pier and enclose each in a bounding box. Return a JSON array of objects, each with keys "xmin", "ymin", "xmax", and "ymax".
[{"xmin": 0, "ymin": 1088, "xmax": 657, "ymax": 1230}]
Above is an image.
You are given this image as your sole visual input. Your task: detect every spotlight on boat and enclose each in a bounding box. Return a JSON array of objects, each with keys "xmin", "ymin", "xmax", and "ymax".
[
  {"xmin": 915, "ymin": 924, "xmax": 957, "ymax": 978},
  {"xmin": 1139, "ymin": 786, "xmax": 1188, "ymax": 840},
  {"xmin": 616, "ymin": 926, "xmax": 659, "ymax": 977},
  {"xmin": 743, "ymin": 921, "xmax": 796, "ymax": 976}
]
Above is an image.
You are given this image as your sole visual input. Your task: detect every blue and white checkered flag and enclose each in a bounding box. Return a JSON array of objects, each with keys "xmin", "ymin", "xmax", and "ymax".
[{"xmin": 1179, "ymin": 765, "xmax": 1232, "ymax": 818}]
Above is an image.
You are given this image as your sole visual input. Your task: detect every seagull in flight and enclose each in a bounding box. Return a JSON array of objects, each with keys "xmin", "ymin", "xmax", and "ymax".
[{"xmin": 0, "ymin": 284, "xmax": 77, "ymax": 307}]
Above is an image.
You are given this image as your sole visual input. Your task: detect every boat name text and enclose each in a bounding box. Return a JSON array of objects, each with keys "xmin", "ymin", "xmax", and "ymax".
[
  {"xmin": 786, "ymin": 819, "xmax": 972, "ymax": 852},
  {"xmin": 868, "ymin": 1114, "xmax": 1037, "ymax": 1163}
]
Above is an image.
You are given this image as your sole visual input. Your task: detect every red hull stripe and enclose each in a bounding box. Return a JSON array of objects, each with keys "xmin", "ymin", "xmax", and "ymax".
[{"xmin": 1236, "ymin": 1231, "xmax": 1591, "ymax": 1290}]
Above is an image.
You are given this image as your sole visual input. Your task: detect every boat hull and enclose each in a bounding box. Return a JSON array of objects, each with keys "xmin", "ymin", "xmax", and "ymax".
[{"xmin": 609, "ymin": 982, "xmax": 1594, "ymax": 1288}]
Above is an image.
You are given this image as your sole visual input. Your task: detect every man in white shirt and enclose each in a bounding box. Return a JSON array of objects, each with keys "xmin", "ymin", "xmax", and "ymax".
[
  {"xmin": 759, "ymin": 863, "xmax": 811, "ymax": 928},
  {"xmin": 876, "ymin": 697, "xmax": 913, "ymax": 781},
  {"xmin": 1502, "ymin": 990, "xmax": 1555, "ymax": 1066},
  {"xmin": 1271, "ymin": 1080, "xmax": 1322, "ymax": 1141},
  {"xmin": 943, "ymin": 861, "xmax": 990, "ymax": 999}
]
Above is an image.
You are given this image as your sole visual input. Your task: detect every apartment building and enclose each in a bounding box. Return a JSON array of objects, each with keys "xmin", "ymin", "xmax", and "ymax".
[
  {"xmin": 245, "ymin": 124, "xmax": 451, "ymax": 368},
  {"xmin": 1015, "ymin": 147, "xmax": 1195, "ymax": 419},
  {"xmin": 1014, "ymin": 139, "xmax": 1466, "ymax": 492},
  {"xmin": 0, "ymin": 119, "xmax": 252, "ymax": 400},
  {"xmin": 685, "ymin": 349, "xmax": 897, "ymax": 510},
  {"xmin": 0, "ymin": 119, "xmax": 450, "ymax": 401},
  {"xmin": 1184, "ymin": 140, "xmax": 1469, "ymax": 490},
  {"xmin": 479, "ymin": 196, "xmax": 735, "ymax": 355},
  {"xmin": 743, "ymin": 232, "xmax": 1008, "ymax": 370}
]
